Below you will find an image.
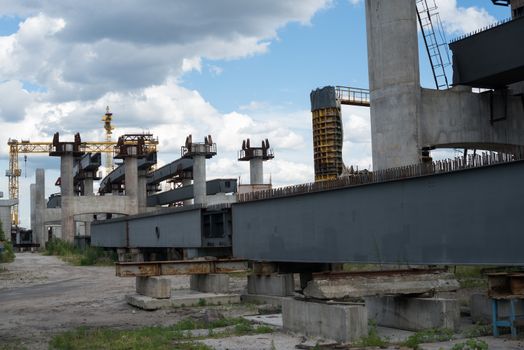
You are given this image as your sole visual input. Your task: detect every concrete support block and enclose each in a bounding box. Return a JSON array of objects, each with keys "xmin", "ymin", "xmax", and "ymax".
[
  {"xmin": 365, "ymin": 296, "xmax": 460, "ymax": 331},
  {"xmin": 190, "ymin": 274, "xmax": 229, "ymax": 293},
  {"xmin": 470, "ymin": 293, "xmax": 524, "ymax": 324},
  {"xmin": 282, "ymin": 298, "xmax": 368, "ymax": 343},
  {"xmin": 136, "ymin": 276, "xmax": 171, "ymax": 299},
  {"xmin": 247, "ymin": 274, "xmax": 294, "ymax": 297}
]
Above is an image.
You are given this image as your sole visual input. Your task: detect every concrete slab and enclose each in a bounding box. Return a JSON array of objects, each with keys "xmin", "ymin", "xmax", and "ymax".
[
  {"xmin": 241, "ymin": 293, "xmax": 287, "ymax": 307},
  {"xmin": 244, "ymin": 314, "xmax": 283, "ymax": 328},
  {"xmin": 366, "ymin": 296, "xmax": 460, "ymax": 331},
  {"xmin": 282, "ymin": 298, "xmax": 367, "ymax": 343},
  {"xmin": 190, "ymin": 274, "xmax": 229, "ymax": 293},
  {"xmin": 127, "ymin": 290, "xmax": 241, "ymax": 310},
  {"xmin": 126, "ymin": 294, "xmax": 172, "ymax": 310},
  {"xmin": 303, "ymin": 272, "xmax": 459, "ymax": 299},
  {"xmin": 247, "ymin": 274, "xmax": 294, "ymax": 297},
  {"xmin": 170, "ymin": 290, "xmax": 240, "ymax": 308},
  {"xmin": 136, "ymin": 276, "xmax": 171, "ymax": 299}
]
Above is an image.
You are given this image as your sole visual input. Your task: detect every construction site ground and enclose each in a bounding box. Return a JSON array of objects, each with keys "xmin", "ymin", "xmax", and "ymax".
[{"xmin": 1, "ymin": 253, "xmax": 524, "ymax": 350}]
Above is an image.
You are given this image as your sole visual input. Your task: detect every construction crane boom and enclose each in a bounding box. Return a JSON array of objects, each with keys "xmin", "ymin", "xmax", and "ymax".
[{"xmin": 6, "ymin": 139, "xmax": 119, "ymax": 226}]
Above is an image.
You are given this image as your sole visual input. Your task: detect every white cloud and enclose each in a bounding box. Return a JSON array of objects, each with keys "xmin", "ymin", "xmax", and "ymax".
[{"xmin": 436, "ymin": 0, "xmax": 497, "ymax": 35}]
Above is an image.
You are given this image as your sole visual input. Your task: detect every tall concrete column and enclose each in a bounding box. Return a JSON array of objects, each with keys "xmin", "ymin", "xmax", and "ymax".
[
  {"xmin": 30, "ymin": 184, "xmax": 36, "ymax": 237},
  {"xmin": 137, "ymin": 170, "xmax": 147, "ymax": 213},
  {"xmin": 249, "ymin": 158, "xmax": 263, "ymax": 184},
  {"xmin": 61, "ymin": 152, "xmax": 75, "ymax": 242},
  {"xmin": 83, "ymin": 174, "xmax": 94, "ymax": 196},
  {"xmin": 124, "ymin": 155, "xmax": 139, "ymax": 214},
  {"xmin": 193, "ymin": 155, "xmax": 206, "ymax": 205},
  {"xmin": 35, "ymin": 168, "xmax": 45, "ymax": 245},
  {"xmin": 366, "ymin": 0, "xmax": 421, "ymax": 170}
]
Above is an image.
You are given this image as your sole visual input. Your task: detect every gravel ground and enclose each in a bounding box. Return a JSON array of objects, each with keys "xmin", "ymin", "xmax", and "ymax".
[{"xmin": 2, "ymin": 253, "xmax": 524, "ymax": 350}]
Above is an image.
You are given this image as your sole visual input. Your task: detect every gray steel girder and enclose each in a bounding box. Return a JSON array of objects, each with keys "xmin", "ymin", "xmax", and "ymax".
[{"xmin": 232, "ymin": 161, "xmax": 524, "ymax": 265}]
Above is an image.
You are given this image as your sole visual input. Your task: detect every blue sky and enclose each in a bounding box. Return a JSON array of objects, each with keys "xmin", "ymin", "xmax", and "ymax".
[{"xmin": 0, "ymin": 0, "xmax": 511, "ymax": 227}]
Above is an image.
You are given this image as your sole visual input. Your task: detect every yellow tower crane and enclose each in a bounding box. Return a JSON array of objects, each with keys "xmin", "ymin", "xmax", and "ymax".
[
  {"xmin": 5, "ymin": 140, "xmax": 118, "ymax": 226},
  {"xmin": 101, "ymin": 106, "xmax": 115, "ymax": 174}
]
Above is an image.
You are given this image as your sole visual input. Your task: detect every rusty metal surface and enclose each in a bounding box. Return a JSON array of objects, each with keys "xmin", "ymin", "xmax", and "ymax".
[{"xmin": 115, "ymin": 259, "xmax": 248, "ymax": 277}]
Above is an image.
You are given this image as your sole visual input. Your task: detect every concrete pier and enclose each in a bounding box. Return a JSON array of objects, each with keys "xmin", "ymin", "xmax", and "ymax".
[
  {"xmin": 124, "ymin": 154, "xmax": 138, "ymax": 215},
  {"xmin": 60, "ymin": 152, "xmax": 75, "ymax": 242},
  {"xmin": 193, "ymin": 155, "xmax": 206, "ymax": 205},
  {"xmin": 34, "ymin": 169, "xmax": 45, "ymax": 245},
  {"xmin": 282, "ymin": 298, "xmax": 368, "ymax": 343},
  {"xmin": 190, "ymin": 274, "xmax": 229, "ymax": 293},
  {"xmin": 247, "ymin": 274, "xmax": 294, "ymax": 297},
  {"xmin": 366, "ymin": 0, "xmax": 421, "ymax": 169},
  {"xmin": 136, "ymin": 276, "xmax": 171, "ymax": 299},
  {"xmin": 137, "ymin": 169, "xmax": 148, "ymax": 213},
  {"xmin": 249, "ymin": 158, "xmax": 263, "ymax": 184}
]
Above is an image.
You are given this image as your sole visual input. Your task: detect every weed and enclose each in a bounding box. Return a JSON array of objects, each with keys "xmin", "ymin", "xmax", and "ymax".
[
  {"xmin": 463, "ymin": 323, "xmax": 491, "ymax": 338},
  {"xmin": 0, "ymin": 241, "xmax": 15, "ymax": 263},
  {"xmin": 453, "ymin": 266, "xmax": 487, "ymax": 288},
  {"xmin": 451, "ymin": 339, "xmax": 488, "ymax": 350},
  {"xmin": 197, "ymin": 298, "xmax": 207, "ymax": 307},
  {"xmin": 403, "ymin": 328, "xmax": 454, "ymax": 349},
  {"xmin": 355, "ymin": 320, "xmax": 388, "ymax": 348},
  {"xmin": 44, "ymin": 238, "xmax": 116, "ymax": 266}
]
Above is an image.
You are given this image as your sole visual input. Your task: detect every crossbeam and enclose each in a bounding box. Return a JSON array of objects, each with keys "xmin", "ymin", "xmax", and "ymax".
[{"xmin": 115, "ymin": 259, "xmax": 248, "ymax": 277}]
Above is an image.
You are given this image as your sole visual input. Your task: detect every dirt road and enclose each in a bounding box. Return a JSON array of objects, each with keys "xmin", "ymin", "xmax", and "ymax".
[{"xmin": 0, "ymin": 253, "xmax": 198, "ymax": 349}]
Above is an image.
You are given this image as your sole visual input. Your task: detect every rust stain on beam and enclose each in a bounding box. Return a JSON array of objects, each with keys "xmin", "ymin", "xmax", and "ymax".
[{"xmin": 115, "ymin": 259, "xmax": 248, "ymax": 277}]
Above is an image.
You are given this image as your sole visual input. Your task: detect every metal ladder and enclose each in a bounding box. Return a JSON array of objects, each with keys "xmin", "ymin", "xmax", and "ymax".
[{"xmin": 416, "ymin": 0, "xmax": 451, "ymax": 90}]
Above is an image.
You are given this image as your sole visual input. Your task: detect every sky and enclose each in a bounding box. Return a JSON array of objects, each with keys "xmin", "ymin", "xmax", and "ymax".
[{"xmin": 0, "ymin": 0, "xmax": 511, "ymax": 227}]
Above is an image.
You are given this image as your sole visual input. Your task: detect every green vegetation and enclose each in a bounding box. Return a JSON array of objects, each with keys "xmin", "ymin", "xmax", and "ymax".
[
  {"xmin": 0, "ymin": 341, "xmax": 28, "ymax": 350},
  {"xmin": 49, "ymin": 317, "xmax": 273, "ymax": 350},
  {"xmin": 45, "ymin": 238, "xmax": 116, "ymax": 266},
  {"xmin": 0, "ymin": 221, "xmax": 15, "ymax": 263},
  {"xmin": 462, "ymin": 323, "xmax": 491, "ymax": 338},
  {"xmin": 355, "ymin": 320, "xmax": 389, "ymax": 348},
  {"xmin": 403, "ymin": 328, "xmax": 454, "ymax": 349},
  {"xmin": 453, "ymin": 266, "xmax": 487, "ymax": 288},
  {"xmin": 451, "ymin": 339, "xmax": 488, "ymax": 350}
]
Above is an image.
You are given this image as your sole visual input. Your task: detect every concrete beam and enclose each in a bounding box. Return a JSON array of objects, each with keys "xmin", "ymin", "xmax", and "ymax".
[
  {"xmin": 419, "ymin": 88, "xmax": 524, "ymax": 151},
  {"xmin": 365, "ymin": 296, "xmax": 460, "ymax": 331},
  {"xmin": 303, "ymin": 271, "xmax": 459, "ymax": 299}
]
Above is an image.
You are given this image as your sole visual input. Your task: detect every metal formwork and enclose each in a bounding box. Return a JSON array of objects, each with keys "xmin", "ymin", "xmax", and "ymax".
[{"xmin": 310, "ymin": 87, "xmax": 344, "ymax": 182}]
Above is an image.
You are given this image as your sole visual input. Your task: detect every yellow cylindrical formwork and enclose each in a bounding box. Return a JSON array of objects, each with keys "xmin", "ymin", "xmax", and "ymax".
[{"xmin": 312, "ymin": 107, "xmax": 343, "ymax": 181}]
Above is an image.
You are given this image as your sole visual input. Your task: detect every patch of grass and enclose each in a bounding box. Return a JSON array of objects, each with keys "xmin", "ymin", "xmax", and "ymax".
[
  {"xmin": 451, "ymin": 339, "xmax": 488, "ymax": 350},
  {"xmin": 197, "ymin": 298, "xmax": 207, "ymax": 307},
  {"xmin": 49, "ymin": 326, "xmax": 210, "ymax": 350},
  {"xmin": 0, "ymin": 241, "xmax": 15, "ymax": 263},
  {"xmin": 45, "ymin": 238, "xmax": 116, "ymax": 266},
  {"xmin": 403, "ymin": 328, "xmax": 454, "ymax": 349},
  {"xmin": 0, "ymin": 341, "xmax": 29, "ymax": 350},
  {"xmin": 49, "ymin": 317, "xmax": 272, "ymax": 349},
  {"xmin": 462, "ymin": 323, "xmax": 491, "ymax": 338},
  {"xmin": 453, "ymin": 266, "xmax": 487, "ymax": 288},
  {"xmin": 355, "ymin": 320, "xmax": 388, "ymax": 348}
]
